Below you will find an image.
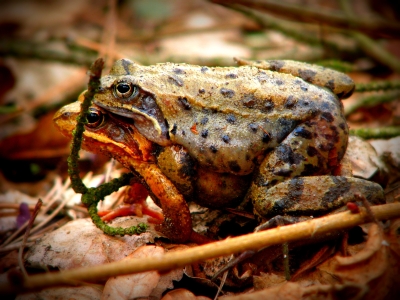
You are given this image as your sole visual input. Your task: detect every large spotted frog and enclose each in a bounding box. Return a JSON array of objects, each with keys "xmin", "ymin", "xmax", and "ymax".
[{"xmin": 54, "ymin": 58, "xmax": 385, "ymax": 243}]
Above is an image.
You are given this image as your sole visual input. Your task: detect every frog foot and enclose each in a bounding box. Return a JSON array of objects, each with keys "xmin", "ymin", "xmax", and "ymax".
[
  {"xmin": 99, "ymin": 203, "xmax": 164, "ymax": 223},
  {"xmin": 99, "ymin": 182, "xmax": 164, "ymax": 223}
]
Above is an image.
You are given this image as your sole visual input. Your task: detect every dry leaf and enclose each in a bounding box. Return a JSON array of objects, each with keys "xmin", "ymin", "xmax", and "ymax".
[
  {"xmin": 223, "ymin": 281, "xmax": 303, "ymax": 300},
  {"xmin": 346, "ymin": 136, "xmax": 384, "ymax": 180},
  {"xmin": 26, "ymin": 218, "xmax": 158, "ymax": 270},
  {"xmin": 161, "ymin": 288, "xmax": 212, "ymax": 300},
  {"xmin": 16, "ymin": 285, "xmax": 103, "ymax": 300},
  {"xmin": 102, "ymin": 245, "xmax": 164, "ymax": 300}
]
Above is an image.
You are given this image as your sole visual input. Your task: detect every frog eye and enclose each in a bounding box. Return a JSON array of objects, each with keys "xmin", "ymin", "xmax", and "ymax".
[
  {"xmin": 86, "ymin": 108, "xmax": 104, "ymax": 128},
  {"xmin": 114, "ymin": 82, "xmax": 138, "ymax": 99}
]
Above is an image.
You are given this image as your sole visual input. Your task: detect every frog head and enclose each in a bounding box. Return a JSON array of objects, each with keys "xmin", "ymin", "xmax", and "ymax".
[
  {"xmin": 53, "ymin": 93, "xmax": 156, "ymax": 164},
  {"xmin": 93, "ymin": 59, "xmax": 171, "ymax": 146}
]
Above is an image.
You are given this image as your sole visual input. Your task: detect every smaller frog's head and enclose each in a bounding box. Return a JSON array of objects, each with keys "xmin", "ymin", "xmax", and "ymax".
[
  {"xmin": 53, "ymin": 92, "xmax": 155, "ymax": 164},
  {"xmin": 93, "ymin": 59, "xmax": 171, "ymax": 146}
]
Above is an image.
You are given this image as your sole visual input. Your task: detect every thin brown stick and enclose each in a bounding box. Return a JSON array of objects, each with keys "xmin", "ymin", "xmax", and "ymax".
[
  {"xmin": 1, "ymin": 203, "xmax": 399, "ymax": 294},
  {"xmin": 210, "ymin": 0, "xmax": 400, "ymax": 38},
  {"xmin": 18, "ymin": 199, "xmax": 42, "ymax": 277}
]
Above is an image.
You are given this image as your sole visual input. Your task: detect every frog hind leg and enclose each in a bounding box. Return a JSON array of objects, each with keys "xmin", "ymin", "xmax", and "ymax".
[
  {"xmin": 253, "ymin": 176, "xmax": 385, "ymax": 220},
  {"xmin": 248, "ymin": 112, "xmax": 348, "ymax": 216}
]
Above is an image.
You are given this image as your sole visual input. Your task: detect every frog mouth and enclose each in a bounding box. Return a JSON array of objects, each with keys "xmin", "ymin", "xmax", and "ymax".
[{"xmin": 93, "ymin": 101, "xmax": 170, "ymax": 146}]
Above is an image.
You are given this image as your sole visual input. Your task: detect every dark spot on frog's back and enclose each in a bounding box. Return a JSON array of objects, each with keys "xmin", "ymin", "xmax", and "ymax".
[
  {"xmin": 271, "ymin": 178, "xmax": 304, "ymax": 214},
  {"xmin": 298, "ymin": 69, "xmax": 317, "ymax": 82},
  {"xmin": 293, "ymin": 127, "xmax": 312, "ymax": 139},
  {"xmin": 276, "ymin": 144, "xmax": 304, "ymax": 165},
  {"xmin": 307, "ymin": 146, "xmax": 319, "ymax": 157},
  {"xmin": 201, "ymin": 129, "xmax": 208, "ymax": 138},
  {"xmin": 242, "ymin": 94, "xmax": 256, "ymax": 108},
  {"xmin": 229, "ymin": 161, "xmax": 241, "ymax": 173},
  {"xmin": 226, "ymin": 114, "xmax": 236, "ymax": 124},
  {"xmin": 301, "ymin": 164, "xmax": 321, "ymax": 176},
  {"xmin": 276, "ymin": 118, "xmax": 297, "ymax": 142},
  {"xmin": 167, "ymin": 75, "xmax": 184, "ymax": 87},
  {"xmin": 178, "ymin": 153, "xmax": 196, "ymax": 177},
  {"xmin": 220, "ymin": 88, "xmax": 235, "ymax": 98},
  {"xmin": 170, "ymin": 123, "xmax": 177, "ymax": 135},
  {"xmin": 262, "ymin": 132, "xmax": 271, "ymax": 143},
  {"xmin": 222, "ymin": 135, "xmax": 230, "ymax": 143},
  {"xmin": 321, "ymin": 176, "xmax": 351, "ymax": 207},
  {"xmin": 210, "ymin": 145, "xmax": 218, "ymax": 153},
  {"xmin": 200, "ymin": 117, "xmax": 208, "ymax": 125},
  {"xmin": 249, "ymin": 123, "xmax": 258, "ymax": 132},
  {"xmin": 268, "ymin": 60, "xmax": 285, "ymax": 71},
  {"xmin": 226, "ymin": 73, "xmax": 238, "ymax": 79},
  {"xmin": 325, "ymin": 80, "xmax": 335, "ymax": 93},
  {"xmin": 120, "ymin": 59, "xmax": 132, "ymax": 74},
  {"xmin": 178, "ymin": 97, "xmax": 191, "ymax": 110},
  {"xmin": 201, "ymin": 66, "xmax": 209, "ymax": 73},
  {"xmin": 284, "ymin": 95, "xmax": 296, "ymax": 109},
  {"xmin": 294, "ymin": 79, "xmax": 308, "ymax": 91},
  {"xmin": 321, "ymin": 112, "xmax": 334, "ymax": 123},
  {"xmin": 264, "ymin": 100, "xmax": 274, "ymax": 112},
  {"xmin": 173, "ymin": 68, "xmax": 185, "ymax": 75},
  {"xmin": 273, "ymin": 169, "xmax": 293, "ymax": 177}
]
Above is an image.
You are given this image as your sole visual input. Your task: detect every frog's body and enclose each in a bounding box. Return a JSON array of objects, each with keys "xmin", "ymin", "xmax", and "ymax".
[{"xmin": 54, "ymin": 58, "xmax": 384, "ymax": 243}]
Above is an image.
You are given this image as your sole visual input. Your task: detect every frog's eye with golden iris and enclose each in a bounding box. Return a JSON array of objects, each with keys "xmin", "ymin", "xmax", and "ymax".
[
  {"xmin": 114, "ymin": 81, "xmax": 138, "ymax": 99},
  {"xmin": 86, "ymin": 108, "xmax": 104, "ymax": 128}
]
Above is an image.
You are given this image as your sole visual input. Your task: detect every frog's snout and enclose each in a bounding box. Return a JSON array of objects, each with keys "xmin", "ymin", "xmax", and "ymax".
[{"xmin": 53, "ymin": 101, "xmax": 82, "ymax": 138}]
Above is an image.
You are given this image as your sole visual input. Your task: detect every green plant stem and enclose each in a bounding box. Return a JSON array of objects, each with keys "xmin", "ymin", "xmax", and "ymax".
[
  {"xmin": 67, "ymin": 58, "xmax": 104, "ymax": 194},
  {"xmin": 355, "ymin": 81, "xmax": 400, "ymax": 93},
  {"xmin": 350, "ymin": 126, "xmax": 400, "ymax": 139},
  {"xmin": 345, "ymin": 91, "xmax": 400, "ymax": 116}
]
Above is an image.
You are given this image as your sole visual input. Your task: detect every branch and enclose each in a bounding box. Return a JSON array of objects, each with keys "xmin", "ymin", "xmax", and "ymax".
[
  {"xmin": 349, "ymin": 127, "xmax": 400, "ymax": 139},
  {"xmin": 210, "ymin": 0, "xmax": 400, "ymax": 38},
  {"xmin": 2, "ymin": 203, "xmax": 400, "ymax": 294}
]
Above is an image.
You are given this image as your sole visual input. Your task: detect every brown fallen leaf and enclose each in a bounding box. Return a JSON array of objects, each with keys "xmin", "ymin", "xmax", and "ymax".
[
  {"xmin": 15, "ymin": 285, "xmax": 103, "ymax": 300},
  {"xmin": 25, "ymin": 217, "xmax": 159, "ymax": 270},
  {"xmin": 0, "ymin": 112, "xmax": 71, "ymax": 160},
  {"xmin": 102, "ymin": 245, "xmax": 164, "ymax": 299},
  {"xmin": 161, "ymin": 288, "xmax": 212, "ymax": 300}
]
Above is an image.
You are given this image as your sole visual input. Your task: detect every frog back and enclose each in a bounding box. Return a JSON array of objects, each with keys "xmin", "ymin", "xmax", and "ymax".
[{"xmin": 99, "ymin": 59, "xmax": 346, "ymax": 175}]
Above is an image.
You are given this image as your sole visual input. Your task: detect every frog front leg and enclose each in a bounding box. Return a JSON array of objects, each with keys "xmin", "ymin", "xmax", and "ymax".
[{"xmin": 133, "ymin": 163, "xmax": 192, "ymax": 242}]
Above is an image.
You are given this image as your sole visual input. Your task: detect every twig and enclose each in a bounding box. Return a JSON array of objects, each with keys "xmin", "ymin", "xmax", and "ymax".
[
  {"xmin": 350, "ymin": 32, "xmax": 400, "ymax": 73},
  {"xmin": 210, "ymin": 0, "xmax": 400, "ymax": 38},
  {"xmin": 1, "ymin": 202, "xmax": 399, "ymax": 294},
  {"xmin": 345, "ymin": 90, "xmax": 400, "ymax": 116},
  {"xmin": 100, "ymin": 0, "xmax": 117, "ymax": 71},
  {"xmin": 0, "ymin": 40, "xmax": 97, "ymax": 66},
  {"xmin": 349, "ymin": 126, "xmax": 400, "ymax": 139},
  {"xmin": 18, "ymin": 199, "xmax": 42, "ymax": 277},
  {"xmin": 282, "ymin": 242, "xmax": 290, "ymax": 280},
  {"xmin": 227, "ymin": 4, "xmax": 357, "ymax": 60},
  {"xmin": 355, "ymin": 81, "xmax": 400, "ymax": 93}
]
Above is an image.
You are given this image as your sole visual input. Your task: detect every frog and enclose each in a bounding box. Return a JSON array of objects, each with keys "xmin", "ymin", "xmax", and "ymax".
[{"xmin": 54, "ymin": 58, "xmax": 385, "ymax": 243}]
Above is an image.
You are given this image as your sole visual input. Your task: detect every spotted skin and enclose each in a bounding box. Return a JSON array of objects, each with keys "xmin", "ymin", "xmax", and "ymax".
[{"xmin": 54, "ymin": 58, "xmax": 385, "ymax": 242}]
